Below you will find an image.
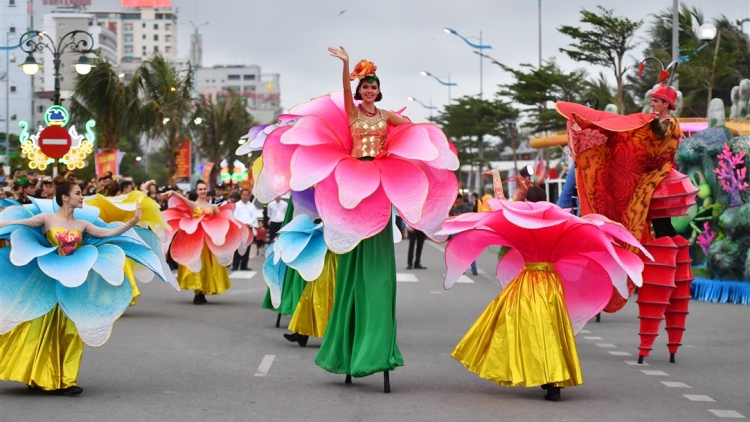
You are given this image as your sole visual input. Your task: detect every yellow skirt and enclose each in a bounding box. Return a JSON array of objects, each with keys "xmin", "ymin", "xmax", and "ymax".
[
  {"xmin": 452, "ymin": 263, "xmax": 583, "ymax": 388},
  {"xmin": 123, "ymin": 259, "xmax": 141, "ymax": 306},
  {"xmin": 177, "ymin": 247, "xmax": 231, "ymax": 295},
  {"xmin": 0, "ymin": 305, "xmax": 84, "ymax": 391},
  {"xmin": 288, "ymin": 253, "xmax": 338, "ymax": 338}
]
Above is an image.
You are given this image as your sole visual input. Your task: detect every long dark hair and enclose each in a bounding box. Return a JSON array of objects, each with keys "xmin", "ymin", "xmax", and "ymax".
[
  {"xmin": 55, "ymin": 180, "xmax": 78, "ymax": 206},
  {"xmin": 353, "ymin": 76, "xmax": 383, "ymax": 102}
]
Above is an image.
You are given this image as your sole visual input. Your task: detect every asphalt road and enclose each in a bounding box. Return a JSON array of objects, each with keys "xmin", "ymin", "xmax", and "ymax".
[{"xmin": 1, "ymin": 239, "xmax": 748, "ymax": 422}]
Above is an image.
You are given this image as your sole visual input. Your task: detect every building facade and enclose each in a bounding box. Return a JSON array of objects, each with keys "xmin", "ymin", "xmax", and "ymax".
[
  {"xmin": 197, "ymin": 65, "xmax": 282, "ymax": 124},
  {"xmin": 1, "ymin": 0, "xmax": 34, "ymax": 159}
]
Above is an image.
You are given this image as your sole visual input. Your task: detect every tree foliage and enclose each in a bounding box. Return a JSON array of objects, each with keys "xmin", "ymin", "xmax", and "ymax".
[{"xmin": 558, "ymin": 6, "xmax": 643, "ymax": 114}]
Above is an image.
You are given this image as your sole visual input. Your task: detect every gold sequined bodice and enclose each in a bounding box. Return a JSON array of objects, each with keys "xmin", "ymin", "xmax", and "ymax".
[{"xmin": 349, "ymin": 109, "xmax": 387, "ymax": 158}]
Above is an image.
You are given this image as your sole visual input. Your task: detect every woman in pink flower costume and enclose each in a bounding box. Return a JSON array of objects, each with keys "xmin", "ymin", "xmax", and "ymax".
[
  {"xmin": 162, "ymin": 180, "xmax": 250, "ymax": 304},
  {"xmin": 439, "ymin": 174, "xmax": 649, "ymax": 401},
  {"xmin": 255, "ymin": 46, "xmax": 459, "ymax": 392}
]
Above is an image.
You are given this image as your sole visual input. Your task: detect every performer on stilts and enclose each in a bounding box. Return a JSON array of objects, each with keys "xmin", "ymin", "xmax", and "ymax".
[
  {"xmin": 439, "ymin": 171, "xmax": 649, "ymax": 401},
  {"xmin": 0, "ymin": 181, "xmax": 178, "ymax": 395},
  {"xmin": 555, "ymin": 59, "xmax": 698, "ymax": 364},
  {"xmin": 254, "ymin": 46, "xmax": 459, "ymax": 392}
]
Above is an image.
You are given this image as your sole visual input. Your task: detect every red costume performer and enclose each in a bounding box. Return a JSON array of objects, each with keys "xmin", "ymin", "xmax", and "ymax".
[{"xmin": 556, "ymin": 59, "xmax": 698, "ymax": 364}]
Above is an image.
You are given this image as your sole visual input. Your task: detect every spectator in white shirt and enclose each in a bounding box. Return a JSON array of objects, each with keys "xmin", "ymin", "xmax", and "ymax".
[
  {"xmin": 267, "ymin": 196, "xmax": 287, "ymax": 242},
  {"xmin": 232, "ymin": 190, "xmax": 258, "ymax": 271}
]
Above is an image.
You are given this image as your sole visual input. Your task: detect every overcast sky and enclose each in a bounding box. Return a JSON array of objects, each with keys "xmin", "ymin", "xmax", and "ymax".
[{"xmin": 73, "ymin": 0, "xmax": 750, "ymax": 121}]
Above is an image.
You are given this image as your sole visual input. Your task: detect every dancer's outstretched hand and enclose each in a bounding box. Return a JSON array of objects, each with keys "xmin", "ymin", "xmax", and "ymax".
[{"xmin": 328, "ymin": 46, "xmax": 349, "ymax": 62}]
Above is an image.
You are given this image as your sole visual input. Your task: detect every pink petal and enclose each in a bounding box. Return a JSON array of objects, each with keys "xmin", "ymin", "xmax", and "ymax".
[
  {"xmin": 438, "ymin": 212, "xmax": 489, "ymax": 235},
  {"xmin": 289, "ymin": 144, "xmax": 348, "ymax": 191},
  {"xmin": 179, "ymin": 216, "xmax": 202, "ymax": 234},
  {"xmin": 280, "ymin": 116, "xmax": 344, "ymax": 149},
  {"xmin": 384, "ymin": 125, "xmax": 439, "ymax": 162},
  {"xmin": 315, "ymin": 175, "xmax": 391, "ymax": 253},
  {"xmin": 444, "ymin": 230, "xmax": 511, "ymax": 289},
  {"xmin": 402, "ymin": 163, "xmax": 458, "ymax": 242},
  {"xmin": 161, "ymin": 209, "xmax": 186, "ymax": 223},
  {"xmin": 555, "ymin": 256, "xmax": 613, "ymax": 334},
  {"xmin": 168, "ymin": 197, "xmax": 191, "ymax": 214},
  {"xmin": 170, "ymin": 226, "xmax": 205, "ymax": 272},
  {"xmin": 376, "ymin": 157, "xmax": 428, "ymax": 222},
  {"xmin": 419, "ymin": 124, "xmax": 460, "ymax": 170},
  {"xmin": 496, "ymin": 248, "xmax": 524, "ymax": 288},
  {"xmin": 583, "ymin": 214, "xmax": 652, "ymax": 259},
  {"xmin": 161, "ymin": 219, "xmax": 181, "ymax": 254},
  {"xmin": 256, "ymin": 126, "xmax": 296, "ymax": 203},
  {"xmin": 206, "ymin": 222, "xmax": 242, "ymax": 266},
  {"xmin": 200, "ymin": 215, "xmax": 230, "ymax": 246},
  {"xmin": 289, "ymin": 93, "xmax": 351, "ymax": 151},
  {"xmin": 334, "ymin": 157, "xmax": 381, "ymax": 209}
]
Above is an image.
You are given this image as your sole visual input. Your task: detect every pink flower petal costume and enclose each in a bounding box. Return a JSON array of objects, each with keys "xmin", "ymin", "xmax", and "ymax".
[
  {"xmin": 255, "ymin": 91, "xmax": 459, "ymax": 381},
  {"xmin": 439, "ymin": 179, "xmax": 648, "ymax": 399}
]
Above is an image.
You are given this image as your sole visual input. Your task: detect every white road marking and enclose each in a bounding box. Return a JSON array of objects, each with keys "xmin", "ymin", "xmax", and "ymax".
[
  {"xmin": 397, "ymin": 273, "xmax": 419, "ymax": 282},
  {"xmin": 608, "ymin": 351, "xmax": 631, "ymax": 356},
  {"xmin": 230, "ymin": 270, "xmax": 257, "ymax": 280},
  {"xmin": 584, "ymin": 336, "xmax": 603, "ymax": 340},
  {"xmin": 625, "ymin": 360, "xmax": 648, "ymax": 366},
  {"xmin": 254, "ymin": 355, "xmax": 275, "ymax": 377},
  {"xmin": 683, "ymin": 395, "xmax": 716, "ymax": 402},
  {"xmin": 429, "ymin": 291, "xmax": 443, "ymax": 294},
  {"xmin": 707, "ymin": 410, "xmax": 746, "ymax": 418},
  {"xmin": 662, "ymin": 381, "xmax": 691, "ymax": 388},
  {"xmin": 641, "ymin": 370, "xmax": 668, "ymax": 376},
  {"xmin": 596, "ymin": 343, "xmax": 617, "ymax": 348},
  {"xmin": 456, "ymin": 275, "xmax": 475, "ymax": 284},
  {"xmin": 226, "ymin": 287, "xmax": 265, "ymax": 296},
  {"xmin": 580, "ymin": 330, "xmax": 592, "ymax": 334}
]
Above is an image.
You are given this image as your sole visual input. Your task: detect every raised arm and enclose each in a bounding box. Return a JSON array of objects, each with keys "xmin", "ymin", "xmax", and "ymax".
[
  {"xmin": 84, "ymin": 202, "xmax": 141, "ymax": 238},
  {"xmin": 0, "ymin": 214, "xmax": 45, "ymax": 230},
  {"xmin": 328, "ymin": 46, "xmax": 356, "ymax": 122},
  {"xmin": 165, "ymin": 190, "xmax": 198, "ymax": 211}
]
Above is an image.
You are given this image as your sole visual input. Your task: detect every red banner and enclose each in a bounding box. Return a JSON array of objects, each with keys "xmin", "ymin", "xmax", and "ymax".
[
  {"xmin": 202, "ymin": 162, "xmax": 214, "ymax": 184},
  {"xmin": 173, "ymin": 139, "xmax": 191, "ymax": 182},
  {"xmin": 95, "ymin": 150, "xmax": 121, "ymax": 178}
]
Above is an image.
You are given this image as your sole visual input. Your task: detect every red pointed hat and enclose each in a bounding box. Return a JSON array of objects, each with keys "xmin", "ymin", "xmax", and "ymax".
[{"xmin": 649, "ymin": 85, "xmax": 677, "ymax": 111}]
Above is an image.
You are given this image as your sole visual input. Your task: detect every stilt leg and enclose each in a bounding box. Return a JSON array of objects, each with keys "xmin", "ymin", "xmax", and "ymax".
[
  {"xmin": 275, "ymin": 313, "xmax": 281, "ymax": 328},
  {"xmin": 383, "ymin": 371, "xmax": 390, "ymax": 393},
  {"xmin": 345, "ymin": 375, "xmax": 352, "ymax": 384}
]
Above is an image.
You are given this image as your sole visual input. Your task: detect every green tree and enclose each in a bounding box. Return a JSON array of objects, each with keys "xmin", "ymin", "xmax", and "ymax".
[
  {"xmin": 138, "ymin": 55, "xmax": 194, "ymax": 182},
  {"xmin": 558, "ymin": 6, "xmax": 643, "ymax": 114},
  {"xmin": 69, "ymin": 59, "xmax": 144, "ymax": 150},
  {"xmin": 192, "ymin": 91, "xmax": 255, "ymax": 186}
]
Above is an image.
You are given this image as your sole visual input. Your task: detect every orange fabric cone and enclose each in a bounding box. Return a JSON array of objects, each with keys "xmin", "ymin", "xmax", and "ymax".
[
  {"xmin": 636, "ymin": 237, "xmax": 678, "ymax": 358},
  {"xmin": 665, "ymin": 236, "xmax": 693, "ymax": 356}
]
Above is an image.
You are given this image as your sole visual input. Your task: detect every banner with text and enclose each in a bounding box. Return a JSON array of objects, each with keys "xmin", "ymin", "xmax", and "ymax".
[
  {"xmin": 173, "ymin": 139, "xmax": 192, "ymax": 182},
  {"xmin": 95, "ymin": 150, "xmax": 125, "ymax": 178}
]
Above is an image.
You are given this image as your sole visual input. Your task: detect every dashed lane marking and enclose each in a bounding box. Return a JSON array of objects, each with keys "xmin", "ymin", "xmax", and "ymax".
[
  {"xmin": 397, "ymin": 273, "xmax": 419, "ymax": 282},
  {"xmin": 230, "ymin": 270, "xmax": 257, "ymax": 280},
  {"xmin": 641, "ymin": 370, "xmax": 669, "ymax": 376},
  {"xmin": 583, "ymin": 336, "xmax": 603, "ymax": 340},
  {"xmin": 456, "ymin": 275, "xmax": 475, "ymax": 284},
  {"xmin": 707, "ymin": 410, "xmax": 746, "ymax": 418},
  {"xmin": 608, "ymin": 351, "xmax": 631, "ymax": 356},
  {"xmin": 254, "ymin": 355, "xmax": 275, "ymax": 377},
  {"xmin": 683, "ymin": 395, "xmax": 716, "ymax": 402},
  {"xmin": 625, "ymin": 360, "xmax": 648, "ymax": 366},
  {"xmin": 580, "ymin": 330, "xmax": 592, "ymax": 334},
  {"xmin": 429, "ymin": 291, "xmax": 443, "ymax": 294},
  {"xmin": 661, "ymin": 381, "xmax": 691, "ymax": 388},
  {"xmin": 595, "ymin": 343, "xmax": 617, "ymax": 348}
]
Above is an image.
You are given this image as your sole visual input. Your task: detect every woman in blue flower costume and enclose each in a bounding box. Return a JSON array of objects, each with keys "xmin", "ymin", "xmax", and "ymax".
[{"xmin": 0, "ymin": 181, "xmax": 178, "ymax": 395}]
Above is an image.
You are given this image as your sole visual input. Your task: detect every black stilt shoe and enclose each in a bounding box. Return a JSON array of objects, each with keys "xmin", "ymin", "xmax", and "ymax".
[
  {"xmin": 282, "ymin": 333, "xmax": 308, "ymax": 347},
  {"xmin": 345, "ymin": 375, "xmax": 352, "ymax": 384},
  {"xmin": 543, "ymin": 384, "xmax": 561, "ymax": 401},
  {"xmin": 383, "ymin": 371, "xmax": 391, "ymax": 393},
  {"xmin": 193, "ymin": 294, "xmax": 207, "ymax": 305},
  {"xmin": 64, "ymin": 386, "xmax": 83, "ymax": 396},
  {"xmin": 595, "ymin": 313, "xmax": 601, "ymax": 323},
  {"xmin": 637, "ymin": 356, "xmax": 644, "ymax": 364},
  {"xmin": 669, "ymin": 353, "xmax": 676, "ymax": 363},
  {"xmin": 275, "ymin": 313, "xmax": 282, "ymax": 328}
]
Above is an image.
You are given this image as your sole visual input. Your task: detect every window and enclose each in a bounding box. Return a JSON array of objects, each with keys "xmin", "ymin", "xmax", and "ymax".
[
  {"xmin": 153, "ymin": 45, "xmax": 159, "ymax": 53},
  {"xmin": 243, "ymin": 74, "xmax": 255, "ymax": 81},
  {"xmin": 10, "ymin": 86, "xmax": 16, "ymax": 93},
  {"xmin": 58, "ymin": 22, "xmax": 66, "ymax": 28},
  {"xmin": 37, "ymin": 105, "xmax": 44, "ymax": 113},
  {"xmin": 165, "ymin": 34, "xmax": 171, "ymax": 42},
  {"xmin": 243, "ymin": 85, "xmax": 256, "ymax": 92},
  {"xmin": 124, "ymin": 23, "xmax": 133, "ymax": 31},
  {"xmin": 153, "ymin": 34, "xmax": 159, "ymax": 41},
  {"xmin": 165, "ymin": 46, "xmax": 172, "ymax": 54},
  {"xmin": 153, "ymin": 23, "xmax": 159, "ymax": 30},
  {"xmin": 142, "ymin": 34, "xmax": 146, "ymax": 40},
  {"xmin": 10, "ymin": 114, "xmax": 16, "ymax": 121},
  {"xmin": 165, "ymin": 23, "xmax": 172, "ymax": 31},
  {"xmin": 142, "ymin": 46, "xmax": 147, "ymax": 54},
  {"xmin": 9, "ymin": 25, "xmax": 16, "ymax": 34},
  {"xmin": 9, "ymin": 0, "xmax": 16, "ymax": 6},
  {"xmin": 227, "ymin": 75, "xmax": 240, "ymax": 81},
  {"xmin": 124, "ymin": 46, "xmax": 133, "ymax": 54}
]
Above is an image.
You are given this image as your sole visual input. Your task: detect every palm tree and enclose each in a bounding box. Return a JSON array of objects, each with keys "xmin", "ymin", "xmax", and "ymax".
[
  {"xmin": 69, "ymin": 58, "xmax": 144, "ymax": 151},
  {"xmin": 138, "ymin": 55, "xmax": 194, "ymax": 182},
  {"xmin": 192, "ymin": 91, "xmax": 255, "ymax": 186}
]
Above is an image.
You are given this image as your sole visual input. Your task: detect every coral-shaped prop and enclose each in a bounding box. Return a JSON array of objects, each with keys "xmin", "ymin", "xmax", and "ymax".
[
  {"xmin": 696, "ymin": 221, "xmax": 716, "ymax": 256},
  {"xmin": 713, "ymin": 143, "xmax": 748, "ymax": 207}
]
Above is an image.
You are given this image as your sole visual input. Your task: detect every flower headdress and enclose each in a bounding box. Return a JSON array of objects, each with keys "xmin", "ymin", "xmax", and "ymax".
[{"xmin": 350, "ymin": 59, "xmax": 378, "ymax": 83}]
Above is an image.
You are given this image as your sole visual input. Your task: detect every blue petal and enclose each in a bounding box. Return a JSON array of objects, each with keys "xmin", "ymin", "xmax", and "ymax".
[
  {"xmin": 9, "ymin": 227, "xmax": 57, "ymax": 266},
  {"xmin": 57, "ymin": 272, "xmax": 132, "ymax": 347},
  {"xmin": 27, "ymin": 197, "xmax": 56, "ymax": 214},
  {"xmin": 92, "ymin": 244, "xmax": 126, "ymax": 286},
  {"xmin": 117, "ymin": 242, "xmax": 166, "ymax": 280},
  {"xmin": 37, "ymin": 244, "xmax": 98, "ymax": 288},
  {"xmin": 276, "ymin": 231, "xmax": 312, "ymax": 263},
  {"xmin": 0, "ymin": 206, "xmax": 35, "ymax": 238},
  {"xmin": 133, "ymin": 227, "xmax": 179, "ymax": 290},
  {"xmin": 286, "ymin": 233, "xmax": 329, "ymax": 281},
  {"xmin": 0, "ymin": 198, "xmax": 20, "ymax": 208},
  {"xmin": 263, "ymin": 246, "xmax": 286, "ymax": 308},
  {"xmin": 73, "ymin": 204, "xmax": 101, "ymax": 223},
  {"xmin": 0, "ymin": 248, "xmax": 57, "ymax": 334},
  {"xmin": 278, "ymin": 214, "xmax": 319, "ymax": 234}
]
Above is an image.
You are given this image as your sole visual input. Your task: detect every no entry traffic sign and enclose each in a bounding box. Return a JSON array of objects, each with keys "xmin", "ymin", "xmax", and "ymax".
[{"xmin": 38, "ymin": 126, "xmax": 72, "ymax": 159}]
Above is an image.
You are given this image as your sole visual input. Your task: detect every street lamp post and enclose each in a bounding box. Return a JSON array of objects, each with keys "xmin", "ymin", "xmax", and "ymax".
[
  {"xmin": 443, "ymin": 27, "xmax": 492, "ymax": 99},
  {"xmin": 420, "ymin": 71, "xmax": 456, "ymax": 104},
  {"xmin": 406, "ymin": 96, "xmax": 437, "ymax": 119},
  {"xmin": 18, "ymin": 30, "xmax": 95, "ymax": 106}
]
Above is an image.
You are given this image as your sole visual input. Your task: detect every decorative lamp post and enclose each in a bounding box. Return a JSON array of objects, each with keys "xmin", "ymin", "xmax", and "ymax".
[
  {"xmin": 443, "ymin": 27, "xmax": 492, "ymax": 99},
  {"xmin": 18, "ymin": 29, "xmax": 96, "ymax": 106},
  {"xmin": 406, "ymin": 96, "xmax": 437, "ymax": 118},
  {"xmin": 420, "ymin": 70, "xmax": 456, "ymax": 104}
]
